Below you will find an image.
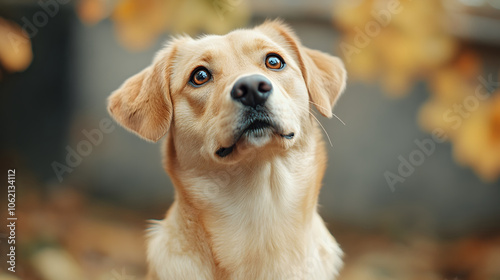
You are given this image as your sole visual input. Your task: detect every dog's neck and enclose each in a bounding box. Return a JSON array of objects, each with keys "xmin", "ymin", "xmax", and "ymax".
[{"xmin": 164, "ymin": 122, "xmax": 328, "ymax": 276}]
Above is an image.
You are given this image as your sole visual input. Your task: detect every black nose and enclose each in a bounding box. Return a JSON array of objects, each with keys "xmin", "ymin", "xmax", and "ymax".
[{"xmin": 230, "ymin": 75, "xmax": 272, "ymax": 107}]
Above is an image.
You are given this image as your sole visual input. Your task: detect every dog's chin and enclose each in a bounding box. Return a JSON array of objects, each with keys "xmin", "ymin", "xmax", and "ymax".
[
  {"xmin": 236, "ymin": 128, "xmax": 275, "ymax": 151},
  {"xmin": 241, "ymin": 126, "xmax": 274, "ymax": 147}
]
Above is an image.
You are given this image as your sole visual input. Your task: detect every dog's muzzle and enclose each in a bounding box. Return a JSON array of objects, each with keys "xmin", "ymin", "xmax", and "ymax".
[{"xmin": 216, "ymin": 100, "xmax": 295, "ymax": 158}]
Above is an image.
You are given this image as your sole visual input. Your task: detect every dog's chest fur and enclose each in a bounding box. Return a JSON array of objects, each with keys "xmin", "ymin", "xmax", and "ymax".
[
  {"xmin": 147, "ymin": 128, "xmax": 343, "ymax": 280},
  {"xmin": 205, "ymin": 162, "xmax": 342, "ymax": 279}
]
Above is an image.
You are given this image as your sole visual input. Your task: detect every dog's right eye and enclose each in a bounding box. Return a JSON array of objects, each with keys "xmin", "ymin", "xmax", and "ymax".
[
  {"xmin": 265, "ymin": 54, "xmax": 285, "ymax": 70},
  {"xmin": 189, "ymin": 67, "xmax": 212, "ymax": 87}
]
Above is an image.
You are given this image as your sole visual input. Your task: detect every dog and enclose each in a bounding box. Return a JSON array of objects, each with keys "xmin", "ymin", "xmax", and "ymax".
[{"xmin": 108, "ymin": 20, "xmax": 347, "ymax": 280}]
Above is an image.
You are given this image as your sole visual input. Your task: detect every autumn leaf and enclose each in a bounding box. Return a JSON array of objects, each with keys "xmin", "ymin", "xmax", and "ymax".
[
  {"xmin": 0, "ymin": 18, "xmax": 33, "ymax": 78},
  {"xmin": 78, "ymin": 0, "xmax": 251, "ymax": 50}
]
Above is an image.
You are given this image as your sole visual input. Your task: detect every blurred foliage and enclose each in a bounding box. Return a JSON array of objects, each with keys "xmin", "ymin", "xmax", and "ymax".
[
  {"xmin": 0, "ymin": 184, "xmax": 147, "ymax": 279},
  {"xmin": 332, "ymin": 0, "xmax": 500, "ymax": 182},
  {"xmin": 0, "ymin": 17, "xmax": 32, "ymax": 79},
  {"xmin": 333, "ymin": 0, "xmax": 457, "ymax": 95},
  {"xmin": 77, "ymin": 0, "xmax": 250, "ymax": 50}
]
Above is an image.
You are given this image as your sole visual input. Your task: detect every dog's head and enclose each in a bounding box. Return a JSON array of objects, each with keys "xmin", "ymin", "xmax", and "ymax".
[{"xmin": 108, "ymin": 20, "xmax": 346, "ymax": 164}]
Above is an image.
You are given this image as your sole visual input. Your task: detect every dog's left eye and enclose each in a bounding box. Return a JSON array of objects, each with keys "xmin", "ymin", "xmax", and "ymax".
[
  {"xmin": 189, "ymin": 67, "xmax": 212, "ymax": 86},
  {"xmin": 265, "ymin": 54, "xmax": 285, "ymax": 70}
]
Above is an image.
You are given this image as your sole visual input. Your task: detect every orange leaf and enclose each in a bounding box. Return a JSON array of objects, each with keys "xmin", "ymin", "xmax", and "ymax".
[{"xmin": 0, "ymin": 18, "xmax": 33, "ymax": 74}]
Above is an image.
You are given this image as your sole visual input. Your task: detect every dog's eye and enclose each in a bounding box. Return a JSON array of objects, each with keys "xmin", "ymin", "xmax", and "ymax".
[
  {"xmin": 265, "ymin": 54, "xmax": 285, "ymax": 70},
  {"xmin": 190, "ymin": 67, "xmax": 211, "ymax": 86}
]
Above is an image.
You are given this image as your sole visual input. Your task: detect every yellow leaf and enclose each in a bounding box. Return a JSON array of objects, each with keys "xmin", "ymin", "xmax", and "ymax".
[
  {"xmin": 112, "ymin": 0, "xmax": 173, "ymax": 50},
  {"xmin": 342, "ymin": 40, "xmax": 378, "ymax": 81},
  {"xmin": 77, "ymin": 0, "xmax": 108, "ymax": 25},
  {"xmin": 0, "ymin": 18, "xmax": 32, "ymax": 74},
  {"xmin": 453, "ymin": 94, "xmax": 500, "ymax": 181},
  {"xmin": 332, "ymin": 0, "xmax": 373, "ymax": 30}
]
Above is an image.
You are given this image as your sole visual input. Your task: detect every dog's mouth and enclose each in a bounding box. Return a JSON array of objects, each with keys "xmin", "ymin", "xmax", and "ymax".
[
  {"xmin": 242, "ymin": 120, "xmax": 273, "ymax": 138},
  {"xmin": 216, "ymin": 115, "xmax": 294, "ymax": 158}
]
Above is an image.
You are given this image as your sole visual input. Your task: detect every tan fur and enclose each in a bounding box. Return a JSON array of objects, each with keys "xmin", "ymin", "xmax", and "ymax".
[{"xmin": 108, "ymin": 20, "xmax": 347, "ymax": 280}]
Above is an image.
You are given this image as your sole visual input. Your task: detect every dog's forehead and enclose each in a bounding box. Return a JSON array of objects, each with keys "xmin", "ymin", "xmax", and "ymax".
[
  {"xmin": 176, "ymin": 29, "xmax": 282, "ymax": 63},
  {"xmin": 201, "ymin": 29, "xmax": 275, "ymax": 49}
]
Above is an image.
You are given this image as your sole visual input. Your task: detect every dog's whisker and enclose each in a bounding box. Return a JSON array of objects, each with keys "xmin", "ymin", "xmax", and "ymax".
[
  {"xmin": 307, "ymin": 100, "xmax": 329, "ymax": 112},
  {"xmin": 294, "ymin": 103, "xmax": 334, "ymax": 148},
  {"xmin": 308, "ymin": 101, "xmax": 346, "ymax": 126},
  {"xmin": 309, "ymin": 111, "xmax": 334, "ymax": 148},
  {"xmin": 332, "ymin": 113, "xmax": 346, "ymax": 126},
  {"xmin": 293, "ymin": 103, "xmax": 335, "ymax": 148}
]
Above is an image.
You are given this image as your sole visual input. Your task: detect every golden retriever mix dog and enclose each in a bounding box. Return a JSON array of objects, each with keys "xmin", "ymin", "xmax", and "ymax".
[{"xmin": 108, "ymin": 20, "xmax": 347, "ymax": 280}]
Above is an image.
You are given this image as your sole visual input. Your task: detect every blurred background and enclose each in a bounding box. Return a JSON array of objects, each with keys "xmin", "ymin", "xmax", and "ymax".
[{"xmin": 1, "ymin": 0, "xmax": 500, "ymax": 279}]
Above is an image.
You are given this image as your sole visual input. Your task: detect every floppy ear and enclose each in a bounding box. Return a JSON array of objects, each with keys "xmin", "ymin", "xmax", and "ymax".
[
  {"xmin": 258, "ymin": 20, "xmax": 347, "ymax": 118},
  {"xmin": 300, "ymin": 47, "xmax": 347, "ymax": 117},
  {"xmin": 108, "ymin": 44, "xmax": 178, "ymax": 142}
]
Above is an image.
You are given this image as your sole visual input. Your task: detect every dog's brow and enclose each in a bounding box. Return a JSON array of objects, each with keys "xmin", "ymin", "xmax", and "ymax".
[
  {"xmin": 241, "ymin": 38, "xmax": 275, "ymax": 54},
  {"xmin": 184, "ymin": 51, "xmax": 215, "ymax": 77},
  {"xmin": 193, "ymin": 51, "xmax": 214, "ymax": 65},
  {"xmin": 200, "ymin": 53, "xmax": 213, "ymax": 64}
]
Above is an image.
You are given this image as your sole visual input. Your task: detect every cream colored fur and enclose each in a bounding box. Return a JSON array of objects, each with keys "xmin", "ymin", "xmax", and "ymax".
[{"xmin": 108, "ymin": 20, "xmax": 347, "ymax": 280}]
